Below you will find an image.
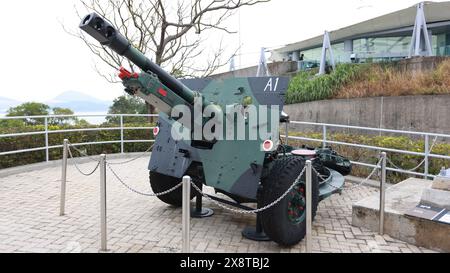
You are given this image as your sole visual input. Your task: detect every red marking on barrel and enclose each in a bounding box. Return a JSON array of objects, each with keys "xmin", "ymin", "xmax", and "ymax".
[{"xmin": 158, "ymin": 88, "xmax": 167, "ymax": 97}]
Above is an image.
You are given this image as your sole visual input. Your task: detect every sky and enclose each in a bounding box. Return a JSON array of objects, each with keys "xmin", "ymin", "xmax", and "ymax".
[{"xmin": 0, "ymin": 0, "xmax": 446, "ymax": 103}]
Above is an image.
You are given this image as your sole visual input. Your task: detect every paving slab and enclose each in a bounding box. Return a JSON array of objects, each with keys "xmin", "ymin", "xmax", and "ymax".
[{"xmin": 0, "ymin": 156, "xmax": 437, "ymax": 253}]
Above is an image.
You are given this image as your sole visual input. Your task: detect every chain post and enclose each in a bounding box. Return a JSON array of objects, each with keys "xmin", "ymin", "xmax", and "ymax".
[
  {"xmin": 322, "ymin": 125, "xmax": 327, "ymax": 148},
  {"xmin": 182, "ymin": 176, "xmax": 191, "ymax": 253},
  {"xmin": 60, "ymin": 139, "xmax": 69, "ymax": 216},
  {"xmin": 100, "ymin": 154, "xmax": 107, "ymax": 252},
  {"xmin": 379, "ymin": 152, "xmax": 387, "ymax": 235},
  {"xmin": 306, "ymin": 160, "xmax": 313, "ymax": 253}
]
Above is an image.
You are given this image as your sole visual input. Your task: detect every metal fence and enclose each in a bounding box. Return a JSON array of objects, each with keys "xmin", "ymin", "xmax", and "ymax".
[
  {"xmin": 1, "ymin": 114, "xmax": 449, "ymax": 179},
  {"xmin": 0, "ymin": 114, "xmax": 157, "ymax": 162},
  {"xmin": 283, "ymin": 121, "xmax": 450, "ymax": 179}
]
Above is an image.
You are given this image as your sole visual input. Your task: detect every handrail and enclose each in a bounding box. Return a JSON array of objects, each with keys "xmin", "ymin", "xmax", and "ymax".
[
  {"xmin": 1, "ymin": 114, "xmax": 449, "ymax": 179},
  {"xmin": 290, "ymin": 121, "xmax": 450, "ymax": 138},
  {"xmin": 286, "ymin": 122, "xmax": 450, "ymax": 179},
  {"xmin": 0, "ymin": 114, "xmax": 158, "ymax": 120},
  {"xmin": 284, "ymin": 135, "xmax": 450, "ymax": 160},
  {"xmin": 0, "ymin": 131, "xmax": 46, "ymax": 138},
  {"xmin": 0, "ymin": 114, "xmax": 156, "ymax": 158}
]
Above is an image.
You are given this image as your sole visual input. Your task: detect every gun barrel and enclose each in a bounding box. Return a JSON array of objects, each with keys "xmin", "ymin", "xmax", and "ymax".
[{"xmin": 79, "ymin": 13, "xmax": 195, "ymax": 105}]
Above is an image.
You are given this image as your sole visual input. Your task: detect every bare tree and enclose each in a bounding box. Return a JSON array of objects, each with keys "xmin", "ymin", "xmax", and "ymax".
[{"xmin": 67, "ymin": 0, "xmax": 270, "ymax": 119}]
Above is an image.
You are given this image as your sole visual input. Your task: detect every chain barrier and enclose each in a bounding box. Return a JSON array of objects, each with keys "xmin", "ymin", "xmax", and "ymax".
[
  {"xmin": 101, "ymin": 151, "xmax": 382, "ymax": 214},
  {"xmin": 67, "ymin": 140, "xmax": 383, "ymax": 214},
  {"xmin": 313, "ymin": 157, "xmax": 383, "ymax": 192},
  {"xmin": 67, "ymin": 142, "xmax": 154, "ymax": 176},
  {"xmin": 106, "ymin": 161, "xmax": 307, "ymax": 214},
  {"xmin": 190, "ymin": 166, "xmax": 308, "ymax": 215},
  {"xmin": 107, "ymin": 144, "xmax": 154, "ymax": 165},
  {"xmin": 68, "ymin": 142, "xmax": 101, "ymax": 163},
  {"xmin": 67, "ymin": 145, "xmax": 101, "ymax": 176},
  {"xmin": 107, "ymin": 163, "xmax": 183, "ymax": 197},
  {"xmin": 386, "ymin": 136, "xmax": 438, "ymax": 172}
]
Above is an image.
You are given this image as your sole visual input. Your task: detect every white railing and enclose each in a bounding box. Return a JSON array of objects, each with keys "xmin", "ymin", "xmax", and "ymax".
[
  {"xmin": 283, "ymin": 121, "xmax": 450, "ymax": 179},
  {"xmin": 1, "ymin": 114, "xmax": 450, "ymax": 179},
  {"xmin": 0, "ymin": 114, "xmax": 157, "ymax": 162}
]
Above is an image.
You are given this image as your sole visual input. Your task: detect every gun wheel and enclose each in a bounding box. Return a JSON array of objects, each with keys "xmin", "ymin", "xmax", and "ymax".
[
  {"xmin": 260, "ymin": 156, "xmax": 319, "ymax": 246},
  {"xmin": 149, "ymin": 171, "xmax": 196, "ymax": 207}
]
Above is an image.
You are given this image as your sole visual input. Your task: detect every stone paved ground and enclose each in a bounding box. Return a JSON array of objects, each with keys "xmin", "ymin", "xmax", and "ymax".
[{"xmin": 0, "ymin": 156, "xmax": 437, "ymax": 253}]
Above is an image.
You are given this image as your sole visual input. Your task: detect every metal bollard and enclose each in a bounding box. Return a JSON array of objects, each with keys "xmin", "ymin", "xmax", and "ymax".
[
  {"xmin": 379, "ymin": 152, "xmax": 387, "ymax": 235},
  {"xmin": 100, "ymin": 154, "xmax": 107, "ymax": 251},
  {"xmin": 305, "ymin": 161, "xmax": 312, "ymax": 253},
  {"xmin": 59, "ymin": 139, "xmax": 69, "ymax": 216},
  {"xmin": 182, "ymin": 176, "xmax": 191, "ymax": 253},
  {"xmin": 424, "ymin": 135, "xmax": 429, "ymax": 179}
]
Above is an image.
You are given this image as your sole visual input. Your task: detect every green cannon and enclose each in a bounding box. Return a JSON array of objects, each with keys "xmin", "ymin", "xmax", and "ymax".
[{"xmin": 80, "ymin": 13, "xmax": 351, "ymax": 246}]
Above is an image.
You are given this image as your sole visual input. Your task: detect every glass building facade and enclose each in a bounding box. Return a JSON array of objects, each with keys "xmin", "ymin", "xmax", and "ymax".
[
  {"xmin": 275, "ymin": 2, "xmax": 450, "ymax": 69},
  {"xmin": 298, "ymin": 32, "xmax": 450, "ymax": 65}
]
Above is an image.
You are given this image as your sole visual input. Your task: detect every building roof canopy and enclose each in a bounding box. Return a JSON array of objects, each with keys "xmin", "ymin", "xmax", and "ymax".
[{"xmin": 274, "ymin": 1, "xmax": 450, "ymax": 54}]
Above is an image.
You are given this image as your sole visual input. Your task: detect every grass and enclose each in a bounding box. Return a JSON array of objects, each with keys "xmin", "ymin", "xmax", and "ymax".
[
  {"xmin": 336, "ymin": 59, "xmax": 450, "ymax": 99},
  {"xmin": 286, "ymin": 59, "xmax": 450, "ymax": 104},
  {"xmin": 286, "ymin": 64, "xmax": 363, "ymax": 104}
]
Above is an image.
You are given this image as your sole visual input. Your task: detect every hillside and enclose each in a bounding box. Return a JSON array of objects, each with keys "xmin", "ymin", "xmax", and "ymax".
[
  {"xmin": 47, "ymin": 91, "xmax": 111, "ymax": 112},
  {"xmin": 0, "ymin": 91, "xmax": 112, "ymax": 114}
]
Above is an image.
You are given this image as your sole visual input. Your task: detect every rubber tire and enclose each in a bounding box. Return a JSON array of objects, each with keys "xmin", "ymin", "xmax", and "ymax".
[
  {"xmin": 260, "ymin": 157, "xmax": 320, "ymax": 246},
  {"xmin": 149, "ymin": 171, "xmax": 196, "ymax": 207}
]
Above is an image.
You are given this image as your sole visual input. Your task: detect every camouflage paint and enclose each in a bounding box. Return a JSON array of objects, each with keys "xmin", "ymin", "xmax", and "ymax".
[{"xmin": 145, "ymin": 76, "xmax": 289, "ymax": 200}]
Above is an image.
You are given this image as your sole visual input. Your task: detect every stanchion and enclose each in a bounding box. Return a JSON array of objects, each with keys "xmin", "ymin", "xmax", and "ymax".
[
  {"xmin": 100, "ymin": 154, "xmax": 107, "ymax": 252},
  {"xmin": 182, "ymin": 176, "xmax": 191, "ymax": 253},
  {"xmin": 191, "ymin": 182, "xmax": 214, "ymax": 218},
  {"xmin": 379, "ymin": 152, "xmax": 387, "ymax": 235},
  {"xmin": 59, "ymin": 139, "xmax": 69, "ymax": 216},
  {"xmin": 305, "ymin": 160, "xmax": 312, "ymax": 253}
]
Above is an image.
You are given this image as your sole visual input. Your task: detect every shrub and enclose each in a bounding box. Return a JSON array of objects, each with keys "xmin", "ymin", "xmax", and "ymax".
[
  {"xmin": 2, "ymin": 123, "xmax": 449, "ymax": 184},
  {"xmin": 286, "ymin": 131, "xmax": 450, "ymax": 183},
  {"xmin": 0, "ymin": 123, "xmax": 155, "ymax": 169}
]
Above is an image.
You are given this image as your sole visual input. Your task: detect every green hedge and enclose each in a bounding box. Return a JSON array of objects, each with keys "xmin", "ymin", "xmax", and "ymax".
[
  {"xmin": 3, "ymin": 124, "xmax": 449, "ymax": 184},
  {"xmin": 0, "ymin": 123, "xmax": 155, "ymax": 169},
  {"xmin": 286, "ymin": 132, "xmax": 450, "ymax": 183}
]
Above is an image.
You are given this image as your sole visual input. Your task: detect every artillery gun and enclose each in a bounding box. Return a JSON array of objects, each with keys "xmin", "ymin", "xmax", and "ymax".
[{"xmin": 80, "ymin": 13, "xmax": 351, "ymax": 246}]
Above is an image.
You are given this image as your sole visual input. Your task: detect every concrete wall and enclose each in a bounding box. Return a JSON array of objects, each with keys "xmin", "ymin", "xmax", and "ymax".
[
  {"xmin": 284, "ymin": 95, "xmax": 450, "ymax": 135},
  {"xmin": 210, "ymin": 57, "xmax": 450, "ymax": 80},
  {"xmin": 397, "ymin": 56, "xmax": 450, "ymax": 73},
  {"xmin": 208, "ymin": 57, "xmax": 450, "ymax": 135}
]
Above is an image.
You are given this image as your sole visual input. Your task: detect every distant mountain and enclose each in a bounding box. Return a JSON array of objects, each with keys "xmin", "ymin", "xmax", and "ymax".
[
  {"xmin": 0, "ymin": 91, "xmax": 112, "ymax": 114},
  {"xmin": 0, "ymin": 96, "xmax": 20, "ymax": 113},
  {"xmin": 47, "ymin": 91, "xmax": 112, "ymax": 113}
]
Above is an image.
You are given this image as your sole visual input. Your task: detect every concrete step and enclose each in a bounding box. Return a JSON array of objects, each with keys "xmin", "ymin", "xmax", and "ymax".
[{"xmin": 352, "ymin": 178, "xmax": 450, "ymax": 252}]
